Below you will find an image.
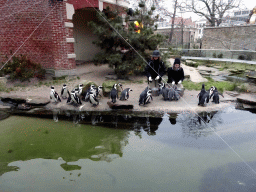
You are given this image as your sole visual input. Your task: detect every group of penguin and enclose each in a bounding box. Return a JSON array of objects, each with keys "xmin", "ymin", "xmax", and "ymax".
[
  {"xmin": 49, "ymin": 82, "xmax": 224, "ymax": 107},
  {"xmin": 50, "ymin": 83, "xmax": 133, "ymax": 107},
  {"xmin": 197, "ymin": 84, "xmax": 224, "ymax": 106}
]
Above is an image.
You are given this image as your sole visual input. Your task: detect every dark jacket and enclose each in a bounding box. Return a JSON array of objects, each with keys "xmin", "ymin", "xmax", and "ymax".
[
  {"xmin": 145, "ymin": 60, "xmax": 166, "ymax": 79},
  {"xmin": 167, "ymin": 67, "xmax": 184, "ymax": 83}
]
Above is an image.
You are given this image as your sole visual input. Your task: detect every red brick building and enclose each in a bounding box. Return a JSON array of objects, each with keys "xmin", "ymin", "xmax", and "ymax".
[{"xmin": 0, "ymin": 0, "xmax": 129, "ymax": 77}]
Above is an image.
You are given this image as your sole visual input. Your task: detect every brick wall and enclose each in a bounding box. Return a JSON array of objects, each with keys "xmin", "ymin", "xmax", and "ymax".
[
  {"xmin": 0, "ymin": 0, "xmax": 75, "ymax": 72},
  {"xmin": 202, "ymin": 25, "xmax": 256, "ymax": 51}
]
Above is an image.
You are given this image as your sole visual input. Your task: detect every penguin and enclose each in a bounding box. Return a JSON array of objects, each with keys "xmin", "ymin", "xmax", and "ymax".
[
  {"xmin": 89, "ymin": 90, "xmax": 99, "ymax": 107},
  {"xmin": 210, "ymin": 86, "xmax": 224, "ymax": 104},
  {"xmin": 61, "ymin": 84, "xmax": 70, "ymax": 99},
  {"xmin": 77, "ymin": 84, "xmax": 83, "ymax": 97},
  {"xmin": 69, "ymin": 90, "xmax": 82, "ymax": 105},
  {"xmin": 161, "ymin": 83, "xmax": 169, "ymax": 101},
  {"xmin": 197, "ymin": 84, "xmax": 206, "ymax": 105},
  {"xmin": 118, "ymin": 83, "xmax": 123, "ymax": 91},
  {"xmin": 83, "ymin": 84, "xmax": 96, "ymax": 101},
  {"xmin": 50, "ymin": 86, "xmax": 61, "ymax": 103},
  {"xmin": 145, "ymin": 88, "xmax": 153, "ymax": 104},
  {"xmin": 198, "ymin": 90, "xmax": 210, "ymax": 106},
  {"xmin": 168, "ymin": 86, "xmax": 175, "ymax": 101},
  {"xmin": 120, "ymin": 88, "xmax": 133, "ymax": 101},
  {"xmin": 139, "ymin": 86, "xmax": 152, "ymax": 105},
  {"xmin": 110, "ymin": 84, "xmax": 118, "ymax": 103},
  {"xmin": 158, "ymin": 83, "xmax": 164, "ymax": 95},
  {"xmin": 96, "ymin": 85, "xmax": 103, "ymax": 98},
  {"xmin": 173, "ymin": 86, "xmax": 181, "ymax": 101}
]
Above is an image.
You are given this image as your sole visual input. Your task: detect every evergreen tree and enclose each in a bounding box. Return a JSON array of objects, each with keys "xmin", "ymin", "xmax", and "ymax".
[{"xmin": 88, "ymin": 4, "xmax": 166, "ymax": 79}]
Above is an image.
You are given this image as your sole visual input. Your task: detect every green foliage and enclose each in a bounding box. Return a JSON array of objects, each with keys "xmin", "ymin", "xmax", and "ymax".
[
  {"xmin": 183, "ymin": 78, "xmax": 237, "ymax": 93},
  {"xmin": 1, "ymin": 54, "xmax": 45, "ymax": 81},
  {"xmin": 88, "ymin": 6, "xmax": 166, "ymax": 78}
]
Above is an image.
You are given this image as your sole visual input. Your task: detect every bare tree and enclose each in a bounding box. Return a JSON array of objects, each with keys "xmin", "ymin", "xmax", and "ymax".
[{"xmin": 190, "ymin": 0, "xmax": 241, "ymax": 26}]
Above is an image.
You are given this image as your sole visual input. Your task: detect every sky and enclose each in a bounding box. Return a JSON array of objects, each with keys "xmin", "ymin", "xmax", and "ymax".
[{"xmin": 153, "ymin": 0, "xmax": 255, "ymax": 21}]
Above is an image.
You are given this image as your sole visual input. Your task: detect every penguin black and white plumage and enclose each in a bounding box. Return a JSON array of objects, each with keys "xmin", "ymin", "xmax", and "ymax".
[
  {"xmin": 198, "ymin": 85, "xmax": 210, "ymax": 106},
  {"xmin": 139, "ymin": 86, "xmax": 153, "ymax": 105},
  {"xmin": 110, "ymin": 84, "xmax": 118, "ymax": 103},
  {"xmin": 77, "ymin": 84, "xmax": 83, "ymax": 98},
  {"xmin": 89, "ymin": 90, "xmax": 99, "ymax": 107},
  {"xmin": 210, "ymin": 86, "xmax": 224, "ymax": 104},
  {"xmin": 96, "ymin": 85, "xmax": 103, "ymax": 98},
  {"xmin": 50, "ymin": 86, "xmax": 61, "ymax": 103},
  {"xmin": 120, "ymin": 88, "xmax": 133, "ymax": 101},
  {"xmin": 69, "ymin": 90, "xmax": 82, "ymax": 105},
  {"xmin": 161, "ymin": 83, "xmax": 169, "ymax": 101},
  {"xmin": 83, "ymin": 84, "xmax": 96, "ymax": 102},
  {"xmin": 61, "ymin": 84, "xmax": 70, "ymax": 99},
  {"xmin": 168, "ymin": 86, "xmax": 175, "ymax": 101},
  {"xmin": 145, "ymin": 88, "xmax": 153, "ymax": 104},
  {"xmin": 198, "ymin": 84, "xmax": 207, "ymax": 105}
]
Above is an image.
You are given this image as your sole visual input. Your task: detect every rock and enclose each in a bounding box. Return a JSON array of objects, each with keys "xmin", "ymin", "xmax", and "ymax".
[
  {"xmin": 237, "ymin": 94, "xmax": 256, "ymax": 105},
  {"xmin": 226, "ymin": 91, "xmax": 240, "ymax": 97},
  {"xmin": 25, "ymin": 96, "xmax": 50, "ymax": 106}
]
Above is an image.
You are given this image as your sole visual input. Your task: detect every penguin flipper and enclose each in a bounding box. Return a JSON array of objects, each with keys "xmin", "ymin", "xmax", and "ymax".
[{"xmin": 61, "ymin": 88, "xmax": 64, "ymax": 95}]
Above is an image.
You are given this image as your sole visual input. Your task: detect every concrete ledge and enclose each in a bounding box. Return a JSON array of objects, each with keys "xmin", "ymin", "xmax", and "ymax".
[
  {"xmin": 66, "ymin": 38, "xmax": 75, "ymax": 43},
  {"xmin": 65, "ymin": 22, "xmax": 74, "ymax": 28},
  {"xmin": 67, "ymin": 53, "xmax": 76, "ymax": 59},
  {"xmin": 54, "ymin": 69, "xmax": 77, "ymax": 77}
]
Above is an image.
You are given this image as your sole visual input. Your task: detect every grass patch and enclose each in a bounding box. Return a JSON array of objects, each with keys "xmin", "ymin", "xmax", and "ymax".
[{"xmin": 183, "ymin": 77, "xmax": 237, "ymax": 93}]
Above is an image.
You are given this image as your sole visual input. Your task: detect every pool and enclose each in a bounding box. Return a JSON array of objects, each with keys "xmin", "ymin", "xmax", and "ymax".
[{"xmin": 0, "ymin": 106, "xmax": 256, "ymax": 192}]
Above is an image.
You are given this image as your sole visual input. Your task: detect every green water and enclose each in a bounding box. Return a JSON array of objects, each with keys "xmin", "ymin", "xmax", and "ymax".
[{"xmin": 1, "ymin": 108, "xmax": 256, "ymax": 192}]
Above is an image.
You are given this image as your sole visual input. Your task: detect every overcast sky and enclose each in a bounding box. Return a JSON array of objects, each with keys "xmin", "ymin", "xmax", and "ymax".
[{"xmin": 160, "ymin": 0, "xmax": 255, "ymax": 21}]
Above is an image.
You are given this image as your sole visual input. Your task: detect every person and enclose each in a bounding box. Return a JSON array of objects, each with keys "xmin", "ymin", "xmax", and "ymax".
[
  {"xmin": 167, "ymin": 58, "xmax": 184, "ymax": 90},
  {"xmin": 144, "ymin": 50, "xmax": 166, "ymax": 87}
]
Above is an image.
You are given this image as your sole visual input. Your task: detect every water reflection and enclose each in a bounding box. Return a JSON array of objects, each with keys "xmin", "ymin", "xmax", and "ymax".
[{"xmin": 179, "ymin": 111, "xmax": 223, "ymax": 139}]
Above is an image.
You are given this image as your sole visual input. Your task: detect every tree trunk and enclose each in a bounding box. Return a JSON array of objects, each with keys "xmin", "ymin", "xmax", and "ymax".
[{"xmin": 169, "ymin": 0, "xmax": 177, "ymax": 43}]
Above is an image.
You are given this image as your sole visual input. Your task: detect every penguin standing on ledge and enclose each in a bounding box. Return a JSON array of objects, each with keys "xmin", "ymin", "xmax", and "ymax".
[
  {"xmin": 210, "ymin": 86, "xmax": 224, "ymax": 104},
  {"xmin": 77, "ymin": 84, "xmax": 83, "ymax": 98},
  {"xmin": 68, "ymin": 90, "xmax": 82, "ymax": 105},
  {"xmin": 61, "ymin": 84, "xmax": 70, "ymax": 99},
  {"xmin": 110, "ymin": 84, "xmax": 118, "ymax": 103},
  {"xmin": 120, "ymin": 88, "xmax": 133, "ymax": 101},
  {"xmin": 50, "ymin": 86, "xmax": 61, "ymax": 103},
  {"xmin": 139, "ymin": 86, "xmax": 153, "ymax": 105},
  {"xmin": 89, "ymin": 90, "xmax": 99, "ymax": 107}
]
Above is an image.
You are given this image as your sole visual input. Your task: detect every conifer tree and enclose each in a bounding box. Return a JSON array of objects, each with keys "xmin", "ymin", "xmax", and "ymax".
[{"xmin": 88, "ymin": 3, "xmax": 166, "ymax": 79}]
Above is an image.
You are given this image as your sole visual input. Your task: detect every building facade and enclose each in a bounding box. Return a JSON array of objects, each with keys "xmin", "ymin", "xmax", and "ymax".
[{"xmin": 0, "ymin": 0, "xmax": 129, "ymax": 77}]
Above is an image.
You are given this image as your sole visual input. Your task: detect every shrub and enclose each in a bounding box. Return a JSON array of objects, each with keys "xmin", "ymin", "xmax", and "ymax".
[
  {"xmin": 1, "ymin": 54, "xmax": 45, "ymax": 81},
  {"xmin": 217, "ymin": 53, "xmax": 223, "ymax": 58}
]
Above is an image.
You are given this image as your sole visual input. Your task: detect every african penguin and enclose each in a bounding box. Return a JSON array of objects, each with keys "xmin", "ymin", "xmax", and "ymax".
[
  {"xmin": 96, "ymin": 85, "xmax": 103, "ymax": 98},
  {"xmin": 145, "ymin": 88, "xmax": 153, "ymax": 104},
  {"xmin": 110, "ymin": 84, "xmax": 118, "ymax": 103},
  {"xmin": 50, "ymin": 86, "xmax": 61, "ymax": 103},
  {"xmin": 89, "ymin": 90, "xmax": 99, "ymax": 107},
  {"xmin": 197, "ymin": 84, "xmax": 206, "ymax": 105},
  {"xmin": 198, "ymin": 89, "xmax": 210, "ymax": 106},
  {"xmin": 83, "ymin": 84, "xmax": 96, "ymax": 102},
  {"xmin": 77, "ymin": 84, "xmax": 83, "ymax": 97},
  {"xmin": 120, "ymin": 88, "xmax": 133, "ymax": 101},
  {"xmin": 210, "ymin": 86, "xmax": 224, "ymax": 104},
  {"xmin": 161, "ymin": 83, "xmax": 169, "ymax": 101},
  {"xmin": 61, "ymin": 84, "xmax": 70, "ymax": 99},
  {"xmin": 69, "ymin": 90, "xmax": 82, "ymax": 105},
  {"xmin": 139, "ymin": 86, "xmax": 153, "ymax": 105}
]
